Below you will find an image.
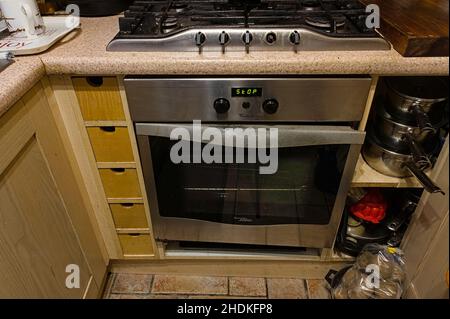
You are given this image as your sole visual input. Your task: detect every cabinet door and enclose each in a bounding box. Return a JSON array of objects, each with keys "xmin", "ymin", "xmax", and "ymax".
[
  {"xmin": 401, "ymin": 138, "xmax": 449, "ymax": 299},
  {"xmin": 0, "ymin": 83, "xmax": 106, "ymax": 298}
]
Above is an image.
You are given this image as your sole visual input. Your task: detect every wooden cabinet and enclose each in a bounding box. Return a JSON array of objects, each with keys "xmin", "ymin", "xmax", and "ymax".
[
  {"xmin": 51, "ymin": 76, "xmax": 157, "ymax": 259},
  {"xmin": 0, "ymin": 82, "xmax": 107, "ymax": 298},
  {"xmin": 87, "ymin": 127, "xmax": 134, "ymax": 163},
  {"xmin": 110, "ymin": 203, "xmax": 148, "ymax": 229},
  {"xmin": 99, "ymin": 168, "xmax": 142, "ymax": 199},
  {"xmin": 118, "ymin": 234, "xmax": 154, "ymax": 256},
  {"xmin": 73, "ymin": 77, "xmax": 125, "ymax": 121}
]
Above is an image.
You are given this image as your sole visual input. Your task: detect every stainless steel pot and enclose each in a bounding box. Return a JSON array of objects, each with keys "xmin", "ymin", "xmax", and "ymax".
[
  {"xmin": 362, "ymin": 133, "xmax": 444, "ymax": 194},
  {"xmin": 374, "ymin": 102, "xmax": 436, "ymax": 147},
  {"xmin": 373, "ymin": 103, "xmax": 435, "ymax": 168},
  {"xmin": 385, "ymin": 77, "xmax": 449, "ymax": 131}
]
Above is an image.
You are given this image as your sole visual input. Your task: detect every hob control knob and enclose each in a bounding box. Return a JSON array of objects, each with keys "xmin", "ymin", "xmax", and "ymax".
[
  {"xmin": 214, "ymin": 98, "xmax": 230, "ymax": 114},
  {"xmin": 265, "ymin": 32, "xmax": 277, "ymax": 45},
  {"xmin": 242, "ymin": 31, "xmax": 253, "ymax": 53},
  {"xmin": 195, "ymin": 32, "xmax": 206, "ymax": 47},
  {"xmin": 263, "ymin": 99, "xmax": 279, "ymax": 114},
  {"xmin": 219, "ymin": 31, "xmax": 230, "ymax": 53},
  {"xmin": 219, "ymin": 31, "xmax": 230, "ymax": 45},
  {"xmin": 289, "ymin": 31, "xmax": 301, "ymax": 46}
]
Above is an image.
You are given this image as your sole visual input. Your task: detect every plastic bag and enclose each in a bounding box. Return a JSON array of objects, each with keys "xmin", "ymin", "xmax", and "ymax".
[{"xmin": 330, "ymin": 244, "xmax": 406, "ymax": 299}]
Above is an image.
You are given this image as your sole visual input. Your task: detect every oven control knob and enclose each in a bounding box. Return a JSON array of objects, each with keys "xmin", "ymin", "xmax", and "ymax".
[
  {"xmin": 289, "ymin": 31, "xmax": 301, "ymax": 45},
  {"xmin": 195, "ymin": 32, "xmax": 206, "ymax": 47},
  {"xmin": 214, "ymin": 98, "xmax": 230, "ymax": 114},
  {"xmin": 263, "ymin": 99, "xmax": 279, "ymax": 114}
]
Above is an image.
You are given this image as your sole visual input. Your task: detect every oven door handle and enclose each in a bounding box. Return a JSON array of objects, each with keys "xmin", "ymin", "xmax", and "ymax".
[{"xmin": 135, "ymin": 123, "xmax": 366, "ymax": 148}]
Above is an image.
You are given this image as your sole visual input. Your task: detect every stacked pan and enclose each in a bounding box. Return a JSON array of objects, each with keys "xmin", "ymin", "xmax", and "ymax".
[{"xmin": 363, "ymin": 77, "xmax": 449, "ymax": 194}]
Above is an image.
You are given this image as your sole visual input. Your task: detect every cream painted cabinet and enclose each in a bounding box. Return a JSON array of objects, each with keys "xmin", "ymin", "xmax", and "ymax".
[
  {"xmin": 0, "ymin": 82, "xmax": 107, "ymax": 298},
  {"xmin": 401, "ymin": 139, "xmax": 449, "ymax": 299}
]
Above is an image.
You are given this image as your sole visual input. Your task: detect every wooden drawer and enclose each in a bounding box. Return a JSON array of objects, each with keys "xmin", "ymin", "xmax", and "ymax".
[
  {"xmin": 110, "ymin": 203, "xmax": 148, "ymax": 229},
  {"xmin": 87, "ymin": 127, "xmax": 134, "ymax": 163},
  {"xmin": 72, "ymin": 77, "xmax": 125, "ymax": 121},
  {"xmin": 118, "ymin": 234, "xmax": 153, "ymax": 256},
  {"xmin": 99, "ymin": 168, "xmax": 142, "ymax": 199}
]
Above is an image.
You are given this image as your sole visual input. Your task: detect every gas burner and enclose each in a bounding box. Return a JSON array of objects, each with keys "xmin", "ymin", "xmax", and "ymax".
[
  {"xmin": 301, "ymin": 0, "xmax": 322, "ymax": 11},
  {"xmin": 305, "ymin": 15, "xmax": 346, "ymax": 29},
  {"xmin": 161, "ymin": 17, "xmax": 179, "ymax": 33},
  {"xmin": 170, "ymin": 3, "xmax": 191, "ymax": 13}
]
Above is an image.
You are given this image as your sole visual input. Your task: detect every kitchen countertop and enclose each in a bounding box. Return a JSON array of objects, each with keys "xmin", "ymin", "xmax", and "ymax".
[
  {"xmin": 1, "ymin": 16, "xmax": 449, "ymax": 116},
  {"xmin": 0, "ymin": 57, "xmax": 45, "ymax": 117}
]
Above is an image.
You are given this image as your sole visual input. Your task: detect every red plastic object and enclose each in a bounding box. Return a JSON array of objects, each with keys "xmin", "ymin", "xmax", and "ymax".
[{"xmin": 350, "ymin": 189, "xmax": 387, "ymax": 224}]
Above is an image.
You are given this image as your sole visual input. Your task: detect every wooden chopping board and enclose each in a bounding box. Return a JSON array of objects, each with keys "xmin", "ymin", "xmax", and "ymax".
[{"xmin": 359, "ymin": 0, "xmax": 449, "ymax": 57}]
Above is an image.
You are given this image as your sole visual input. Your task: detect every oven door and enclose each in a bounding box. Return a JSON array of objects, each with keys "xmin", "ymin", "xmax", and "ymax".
[{"xmin": 136, "ymin": 124, "xmax": 365, "ymax": 248}]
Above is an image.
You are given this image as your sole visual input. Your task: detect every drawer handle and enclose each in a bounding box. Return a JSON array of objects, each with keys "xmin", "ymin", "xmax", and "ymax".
[
  {"xmin": 129, "ymin": 233, "xmax": 141, "ymax": 237},
  {"xmin": 100, "ymin": 126, "xmax": 116, "ymax": 133},
  {"xmin": 86, "ymin": 76, "xmax": 104, "ymax": 87},
  {"xmin": 111, "ymin": 168, "xmax": 126, "ymax": 174},
  {"xmin": 121, "ymin": 203, "xmax": 135, "ymax": 208}
]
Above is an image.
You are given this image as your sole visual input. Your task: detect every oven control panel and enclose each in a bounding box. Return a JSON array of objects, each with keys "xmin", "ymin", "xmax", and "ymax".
[{"xmin": 125, "ymin": 77, "xmax": 371, "ymax": 122}]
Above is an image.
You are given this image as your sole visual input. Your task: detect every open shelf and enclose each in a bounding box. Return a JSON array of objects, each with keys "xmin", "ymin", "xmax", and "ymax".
[{"xmin": 351, "ymin": 155, "xmax": 423, "ymax": 188}]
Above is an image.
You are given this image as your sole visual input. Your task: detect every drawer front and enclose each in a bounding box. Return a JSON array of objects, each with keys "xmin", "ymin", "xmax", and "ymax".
[
  {"xmin": 118, "ymin": 234, "xmax": 153, "ymax": 256},
  {"xmin": 73, "ymin": 77, "xmax": 126, "ymax": 121},
  {"xmin": 87, "ymin": 127, "xmax": 134, "ymax": 162},
  {"xmin": 99, "ymin": 168, "xmax": 142, "ymax": 198},
  {"xmin": 110, "ymin": 203, "xmax": 148, "ymax": 229}
]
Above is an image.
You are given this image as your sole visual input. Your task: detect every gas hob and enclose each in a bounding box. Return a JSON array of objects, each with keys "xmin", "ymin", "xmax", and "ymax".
[{"xmin": 107, "ymin": 0, "xmax": 390, "ymax": 52}]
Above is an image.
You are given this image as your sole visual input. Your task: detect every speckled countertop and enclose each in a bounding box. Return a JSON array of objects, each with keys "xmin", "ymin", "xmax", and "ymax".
[
  {"xmin": 1, "ymin": 16, "xmax": 449, "ymax": 117},
  {"xmin": 40, "ymin": 17, "xmax": 449, "ymax": 76},
  {"xmin": 0, "ymin": 57, "xmax": 45, "ymax": 117}
]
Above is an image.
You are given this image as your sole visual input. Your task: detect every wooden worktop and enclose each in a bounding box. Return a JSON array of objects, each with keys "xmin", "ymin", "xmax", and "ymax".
[{"xmin": 360, "ymin": 0, "xmax": 449, "ymax": 57}]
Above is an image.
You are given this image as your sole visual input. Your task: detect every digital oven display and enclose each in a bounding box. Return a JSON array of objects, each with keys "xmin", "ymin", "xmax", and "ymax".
[{"xmin": 231, "ymin": 88, "xmax": 263, "ymax": 97}]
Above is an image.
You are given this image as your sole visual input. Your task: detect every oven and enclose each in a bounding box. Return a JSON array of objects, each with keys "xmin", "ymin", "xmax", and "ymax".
[{"xmin": 125, "ymin": 77, "xmax": 370, "ymax": 248}]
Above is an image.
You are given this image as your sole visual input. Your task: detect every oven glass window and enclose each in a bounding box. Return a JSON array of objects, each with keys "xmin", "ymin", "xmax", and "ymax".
[{"xmin": 147, "ymin": 136, "xmax": 350, "ymax": 226}]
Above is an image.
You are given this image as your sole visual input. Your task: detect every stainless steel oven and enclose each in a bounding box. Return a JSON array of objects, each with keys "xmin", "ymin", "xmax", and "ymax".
[{"xmin": 125, "ymin": 77, "xmax": 370, "ymax": 248}]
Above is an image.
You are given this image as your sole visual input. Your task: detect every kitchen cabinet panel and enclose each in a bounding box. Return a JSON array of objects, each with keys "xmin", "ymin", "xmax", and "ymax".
[
  {"xmin": 110, "ymin": 203, "xmax": 148, "ymax": 229},
  {"xmin": 0, "ymin": 82, "xmax": 107, "ymax": 298},
  {"xmin": 99, "ymin": 168, "xmax": 142, "ymax": 199},
  {"xmin": 118, "ymin": 234, "xmax": 154, "ymax": 256},
  {"xmin": 87, "ymin": 126, "xmax": 134, "ymax": 163},
  {"xmin": 73, "ymin": 76, "xmax": 126, "ymax": 121}
]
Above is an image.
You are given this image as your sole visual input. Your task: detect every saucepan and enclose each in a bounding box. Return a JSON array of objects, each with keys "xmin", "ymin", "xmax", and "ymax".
[
  {"xmin": 363, "ymin": 132, "xmax": 444, "ymax": 195},
  {"xmin": 372, "ymin": 103, "xmax": 440, "ymax": 169},
  {"xmin": 385, "ymin": 77, "xmax": 449, "ymax": 132}
]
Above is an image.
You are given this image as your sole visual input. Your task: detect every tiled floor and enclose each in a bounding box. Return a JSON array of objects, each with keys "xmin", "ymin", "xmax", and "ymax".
[{"xmin": 103, "ymin": 273, "xmax": 331, "ymax": 299}]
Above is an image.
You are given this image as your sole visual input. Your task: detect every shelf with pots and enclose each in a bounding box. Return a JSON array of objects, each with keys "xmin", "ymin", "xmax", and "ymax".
[{"xmin": 352, "ymin": 76, "xmax": 449, "ymax": 191}]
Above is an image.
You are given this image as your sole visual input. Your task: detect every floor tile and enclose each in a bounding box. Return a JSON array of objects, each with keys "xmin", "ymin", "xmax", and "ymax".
[
  {"xmin": 229, "ymin": 277, "xmax": 267, "ymax": 297},
  {"xmin": 306, "ymin": 279, "xmax": 331, "ymax": 299},
  {"xmin": 152, "ymin": 275, "xmax": 228, "ymax": 295},
  {"xmin": 267, "ymin": 278, "xmax": 308, "ymax": 299},
  {"xmin": 111, "ymin": 273, "xmax": 153, "ymax": 294}
]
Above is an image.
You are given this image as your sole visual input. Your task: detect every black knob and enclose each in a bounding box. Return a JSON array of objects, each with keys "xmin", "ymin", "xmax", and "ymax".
[
  {"xmin": 242, "ymin": 31, "xmax": 253, "ymax": 45},
  {"xmin": 263, "ymin": 99, "xmax": 279, "ymax": 114},
  {"xmin": 265, "ymin": 32, "xmax": 277, "ymax": 44},
  {"xmin": 195, "ymin": 32, "xmax": 206, "ymax": 47},
  {"xmin": 289, "ymin": 31, "xmax": 301, "ymax": 45},
  {"xmin": 214, "ymin": 98, "xmax": 230, "ymax": 114},
  {"xmin": 219, "ymin": 31, "xmax": 230, "ymax": 46}
]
